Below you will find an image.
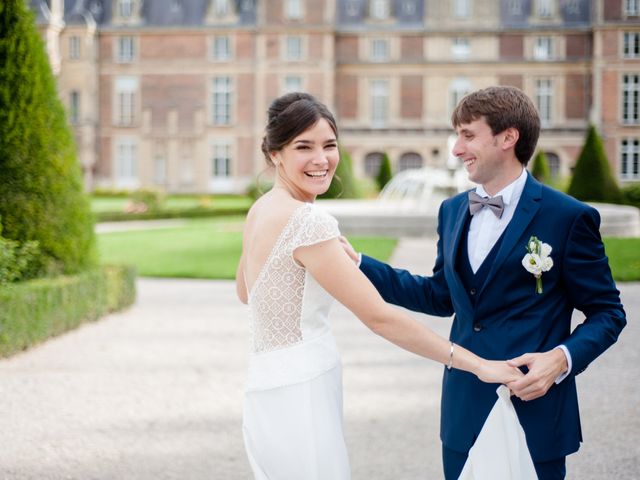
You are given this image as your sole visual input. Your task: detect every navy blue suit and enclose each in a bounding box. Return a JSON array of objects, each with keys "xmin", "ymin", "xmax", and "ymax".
[{"xmin": 361, "ymin": 174, "xmax": 626, "ymax": 464}]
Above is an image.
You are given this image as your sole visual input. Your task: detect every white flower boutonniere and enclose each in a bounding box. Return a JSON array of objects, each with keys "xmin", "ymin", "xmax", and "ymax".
[{"xmin": 521, "ymin": 236, "xmax": 553, "ymax": 294}]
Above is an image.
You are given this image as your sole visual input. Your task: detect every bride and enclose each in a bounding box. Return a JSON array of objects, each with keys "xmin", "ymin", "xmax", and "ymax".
[{"xmin": 235, "ymin": 92, "xmax": 522, "ymax": 479}]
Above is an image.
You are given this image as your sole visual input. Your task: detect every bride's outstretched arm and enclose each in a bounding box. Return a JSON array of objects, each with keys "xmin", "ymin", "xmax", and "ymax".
[{"xmin": 295, "ymin": 238, "xmax": 522, "ymax": 385}]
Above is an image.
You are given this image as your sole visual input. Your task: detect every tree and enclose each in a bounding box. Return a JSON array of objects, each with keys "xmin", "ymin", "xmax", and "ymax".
[
  {"xmin": 531, "ymin": 150, "xmax": 551, "ymax": 184},
  {"xmin": 320, "ymin": 146, "xmax": 359, "ymax": 199},
  {"xmin": 567, "ymin": 124, "xmax": 623, "ymax": 204},
  {"xmin": 0, "ymin": 0, "xmax": 96, "ymax": 277},
  {"xmin": 376, "ymin": 153, "xmax": 393, "ymax": 191}
]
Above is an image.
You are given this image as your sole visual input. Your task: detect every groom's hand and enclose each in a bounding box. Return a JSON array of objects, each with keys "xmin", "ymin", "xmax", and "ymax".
[
  {"xmin": 338, "ymin": 236, "xmax": 360, "ymax": 264},
  {"xmin": 506, "ymin": 349, "xmax": 568, "ymax": 401}
]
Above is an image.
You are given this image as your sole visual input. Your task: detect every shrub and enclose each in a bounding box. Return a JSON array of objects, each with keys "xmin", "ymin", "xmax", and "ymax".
[
  {"xmin": 320, "ymin": 147, "xmax": 359, "ymax": 199},
  {"xmin": 567, "ymin": 125, "xmax": 623, "ymax": 203},
  {"xmin": 0, "ymin": 230, "xmax": 40, "ymax": 285},
  {"xmin": 531, "ymin": 150, "xmax": 551, "ymax": 184},
  {"xmin": 127, "ymin": 188, "xmax": 166, "ymax": 213},
  {"xmin": 0, "ymin": 265, "xmax": 136, "ymax": 358},
  {"xmin": 376, "ymin": 153, "xmax": 393, "ymax": 191},
  {"xmin": 0, "ymin": 0, "xmax": 97, "ymax": 278},
  {"xmin": 622, "ymin": 183, "xmax": 640, "ymax": 209}
]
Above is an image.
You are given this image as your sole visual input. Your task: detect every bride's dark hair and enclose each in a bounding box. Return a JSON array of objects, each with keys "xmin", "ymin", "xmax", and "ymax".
[{"xmin": 261, "ymin": 92, "xmax": 338, "ymax": 167}]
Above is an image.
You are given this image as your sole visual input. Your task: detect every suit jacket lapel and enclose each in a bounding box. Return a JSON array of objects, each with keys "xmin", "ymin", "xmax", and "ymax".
[
  {"xmin": 478, "ymin": 174, "xmax": 542, "ymax": 298},
  {"xmin": 447, "ymin": 194, "xmax": 474, "ymax": 316}
]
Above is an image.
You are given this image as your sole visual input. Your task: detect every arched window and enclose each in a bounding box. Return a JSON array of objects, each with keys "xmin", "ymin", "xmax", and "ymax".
[
  {"xmin": 364, "ymin": 152, "xmax": 384, "ymax": 176},
  {"xmin": 398, "ymin": 152, "xmax": 423, "ymax": 171},
  {"xmin": 545, "ymin": 151, "xmax": 560, "ymax": 179}
]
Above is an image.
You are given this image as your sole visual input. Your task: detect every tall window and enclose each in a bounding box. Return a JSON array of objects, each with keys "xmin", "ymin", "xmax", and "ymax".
[
  {"xmin": 625, "ymin": 0, "xmax": 639, "ymax": 16},
  {"xmin": 153, "ymin": 154, "xmax": 166, "ymax": 185},
  {"xmin": 118, "ymin": 0, "xmax": 133, "ymax": 17},
  {"xmin": 285, "ymin": 0, "xmax": 303, "ymax": 19},
  {"xmin": 115, "ymin": 138, "xmax": 137, "ymax": 187},
  {"xmin": 364, "ymin": 152, "xmax": 384, "ymax": 176},
  {"xmin": 622, "ymin": 74, "xmax": 640, "ymax": 124},
  {"xmin": 536, "ymin": 0, "xmax": 553, "ymax": 17},
  {"xmin": 69, "ymin": 36, "xmax": 81, "ymax": 60},
  {"xmin": 545, "ymin": 152, "xmax": 560, "ymax": 179},
  {"xmin": 212, "ymin": 77, "xmax": 232, "ymax": 125},
  {"xmin": 370, "ymin": 80, "xmax": 389, "ymax": 127},
  {"xmin": 398, "ymin": 152, "xmax": 423, "ymax": 171},
  {"xmin": 623, "ymin": 32, "xmax": 640, "ymax": 58},
  {"xmin": 69, "ymin": 91, "xmax": 80, "ymax": 125},
  {"xmin": 452, "ymin": 37, "xmax": 470, "ymax": 60},
  {"xmin": 212, "ymin": 142, "xmax": 232, "ymax": 178},
  {"xmin": 621, "ymin": 138, "xmax": 640, "ymax": 180},
  {"xmin": 534, "ymin": 37, "xmax": 553, "ymax": 60},
  {"xmin": 212, "ymin": 36, "xmax": 231, "ymax": 61},
  {"xmin": 116, "ymin": 36, "xmax": 135, "ymax": 63},
  {"xmin": 370, "ymin": 0, "xmax": 390, "ymax": 20},
  {"xmin": 453, "ymin": 0, "xmax": 471, "ymax": 18},
  {"xmin": 284, "ymin": 75, "xmax": 302, "ymax": 93},
  {"xmin": 285, "ymin": 36, "xmax": 303, "ymax": 60},
  {"xmin": 536, "ymin": 79, "xmax": 553, "ymax": 126},
  {"xmin": 115, "ymin": 77, "xmax": 137, "ymax": 126},
  {"xmin": 371, "ymin": 39, "xmax": 389, "ymax": 62},
  {"xmin": 450, "ymin": 77, "xmax": 471, "ymax": 115}
]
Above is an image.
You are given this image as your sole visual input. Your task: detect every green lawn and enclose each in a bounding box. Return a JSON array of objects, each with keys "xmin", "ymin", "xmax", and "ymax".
[
  {"xmin": 604, "ymin": 237, "xmax": 640, "ymax": 282},
  {"xmin": 97, "ymin": 218, "xmax": 639, "ymax": 282},
  {"xmin": 97, "ymin": 217, "xmax": 397, "ymax": 279}
]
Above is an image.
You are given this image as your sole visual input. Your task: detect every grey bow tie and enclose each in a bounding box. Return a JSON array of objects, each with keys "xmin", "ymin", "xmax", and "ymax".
[{"xmin": 468, "ymin": 191, "xmax": 505, "ymax": 218}]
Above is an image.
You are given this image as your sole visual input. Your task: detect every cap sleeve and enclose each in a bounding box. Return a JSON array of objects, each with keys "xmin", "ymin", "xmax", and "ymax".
[{"xmin": 289, "ymin": 204, "xmax": 340, "ymax": 251}]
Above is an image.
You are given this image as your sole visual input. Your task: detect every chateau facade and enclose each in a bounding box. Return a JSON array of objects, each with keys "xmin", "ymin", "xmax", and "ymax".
[{"xmin": 30, "ymin": 0, "xmax": 640, "ymax": 192}]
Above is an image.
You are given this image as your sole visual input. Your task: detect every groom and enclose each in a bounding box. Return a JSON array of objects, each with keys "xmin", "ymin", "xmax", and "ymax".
[{"xmin": 347, "ymin": 86, "xmax": 626, "ymax": 479}]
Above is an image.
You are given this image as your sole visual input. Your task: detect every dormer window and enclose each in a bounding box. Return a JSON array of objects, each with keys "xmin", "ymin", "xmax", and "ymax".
[
  {"xmin": 206, "ymin": 0, "xmax": 238, "ymax": 22},
  {"xmin": 214, "ymin": 0, "xmax": 230, "ymax": 16},
  {"xmin": 370, "ymin": 0, "xmax": 390, "ymax": 20},
  {"xmin": 536, "ymin": 0, "xmax": 554, "ymax": 18},
  {"xmin": 118, "ymin": 0, "xmax": 133, "ymax": 17}
]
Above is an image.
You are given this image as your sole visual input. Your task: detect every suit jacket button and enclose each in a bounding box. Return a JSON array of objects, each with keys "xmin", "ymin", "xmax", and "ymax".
[
  {"xmin": 470, "ymin": 288, "xmax": 476, "ymax": 296},
  {"xmin": 473, "ymin": 323, "xmax": 482, "ymax": 332}
]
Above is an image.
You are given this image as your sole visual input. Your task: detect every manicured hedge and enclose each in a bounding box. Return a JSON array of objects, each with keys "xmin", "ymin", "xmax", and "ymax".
[
  {"xmin": 96, "ymin": 206, "xmax": 250, "ymax": 222},
  {"xmin": 0, "ymin": 265, "xmax": 136, "ymax": 357}
]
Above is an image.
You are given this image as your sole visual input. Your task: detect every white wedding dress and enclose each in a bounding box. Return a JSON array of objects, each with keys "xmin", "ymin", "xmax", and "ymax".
[{"xmin": 243, "ymin": 203, "xmax": 351, "ymax": 480}]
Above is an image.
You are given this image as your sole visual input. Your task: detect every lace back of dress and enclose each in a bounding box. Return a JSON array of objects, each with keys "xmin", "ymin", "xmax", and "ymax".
[{"xmin": 247, "ymin": 204, "xmax": 339, "ymax": 354}]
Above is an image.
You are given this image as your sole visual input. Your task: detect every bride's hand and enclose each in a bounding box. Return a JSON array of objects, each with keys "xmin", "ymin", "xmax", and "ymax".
[{"xmin": 476, "ymin": 359, "xmax": 524, "ymax": 385}]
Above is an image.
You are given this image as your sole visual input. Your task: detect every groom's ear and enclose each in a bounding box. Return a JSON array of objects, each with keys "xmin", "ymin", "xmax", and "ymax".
[{"xmin": 501, "ymin": 127, "xmax": 520, "ymax": 151}]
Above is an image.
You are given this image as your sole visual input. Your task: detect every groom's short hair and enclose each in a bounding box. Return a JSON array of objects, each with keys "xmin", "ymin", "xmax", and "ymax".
[{"xmin": 451, "ymin": 86, "xmax": 541, "ymax": 166}]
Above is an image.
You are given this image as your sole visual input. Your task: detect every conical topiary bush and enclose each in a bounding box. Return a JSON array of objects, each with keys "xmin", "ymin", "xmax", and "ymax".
[
  {"xmin": 531, "ymin": 150, "xmax": 551, "ymax": 184},
  {"xmin": 0, "ymin": 0, "xmax": 96, "ymax": 277},
  {"xmin": 376, "ymin": 152, "xmax": 393, "ymax": 191},
  {"xmin": 320, "ymin": 146, "xmax": 359, "ymax": 199},
  {"xmin": 567, "ymin": 125, "xmax": 622, "ymax": 204}
]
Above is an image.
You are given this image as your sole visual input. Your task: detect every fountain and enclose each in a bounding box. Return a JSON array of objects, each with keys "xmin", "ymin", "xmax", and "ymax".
[
  {"xmin": 318, "ymin": 164, "xmax": 469, "ymax": 237},
  {"xmin": 319, "ymin": 135, "xmax": 639, "ymax": 237}
]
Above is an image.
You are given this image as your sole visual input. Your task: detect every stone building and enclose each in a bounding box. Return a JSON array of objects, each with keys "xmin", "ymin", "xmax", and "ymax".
[{"xmin": 30, "ymin": 0, "xmax": 640, "ymax": 193}]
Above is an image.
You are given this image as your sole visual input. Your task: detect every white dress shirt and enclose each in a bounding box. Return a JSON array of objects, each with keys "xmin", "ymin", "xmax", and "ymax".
[
  {"xmin": 467, "ymin": 167, "xmax": 528, "ymax": 273},
  {"xmin": 468, "ymin": 168, "xmax": 572, "ymax": 383}
]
